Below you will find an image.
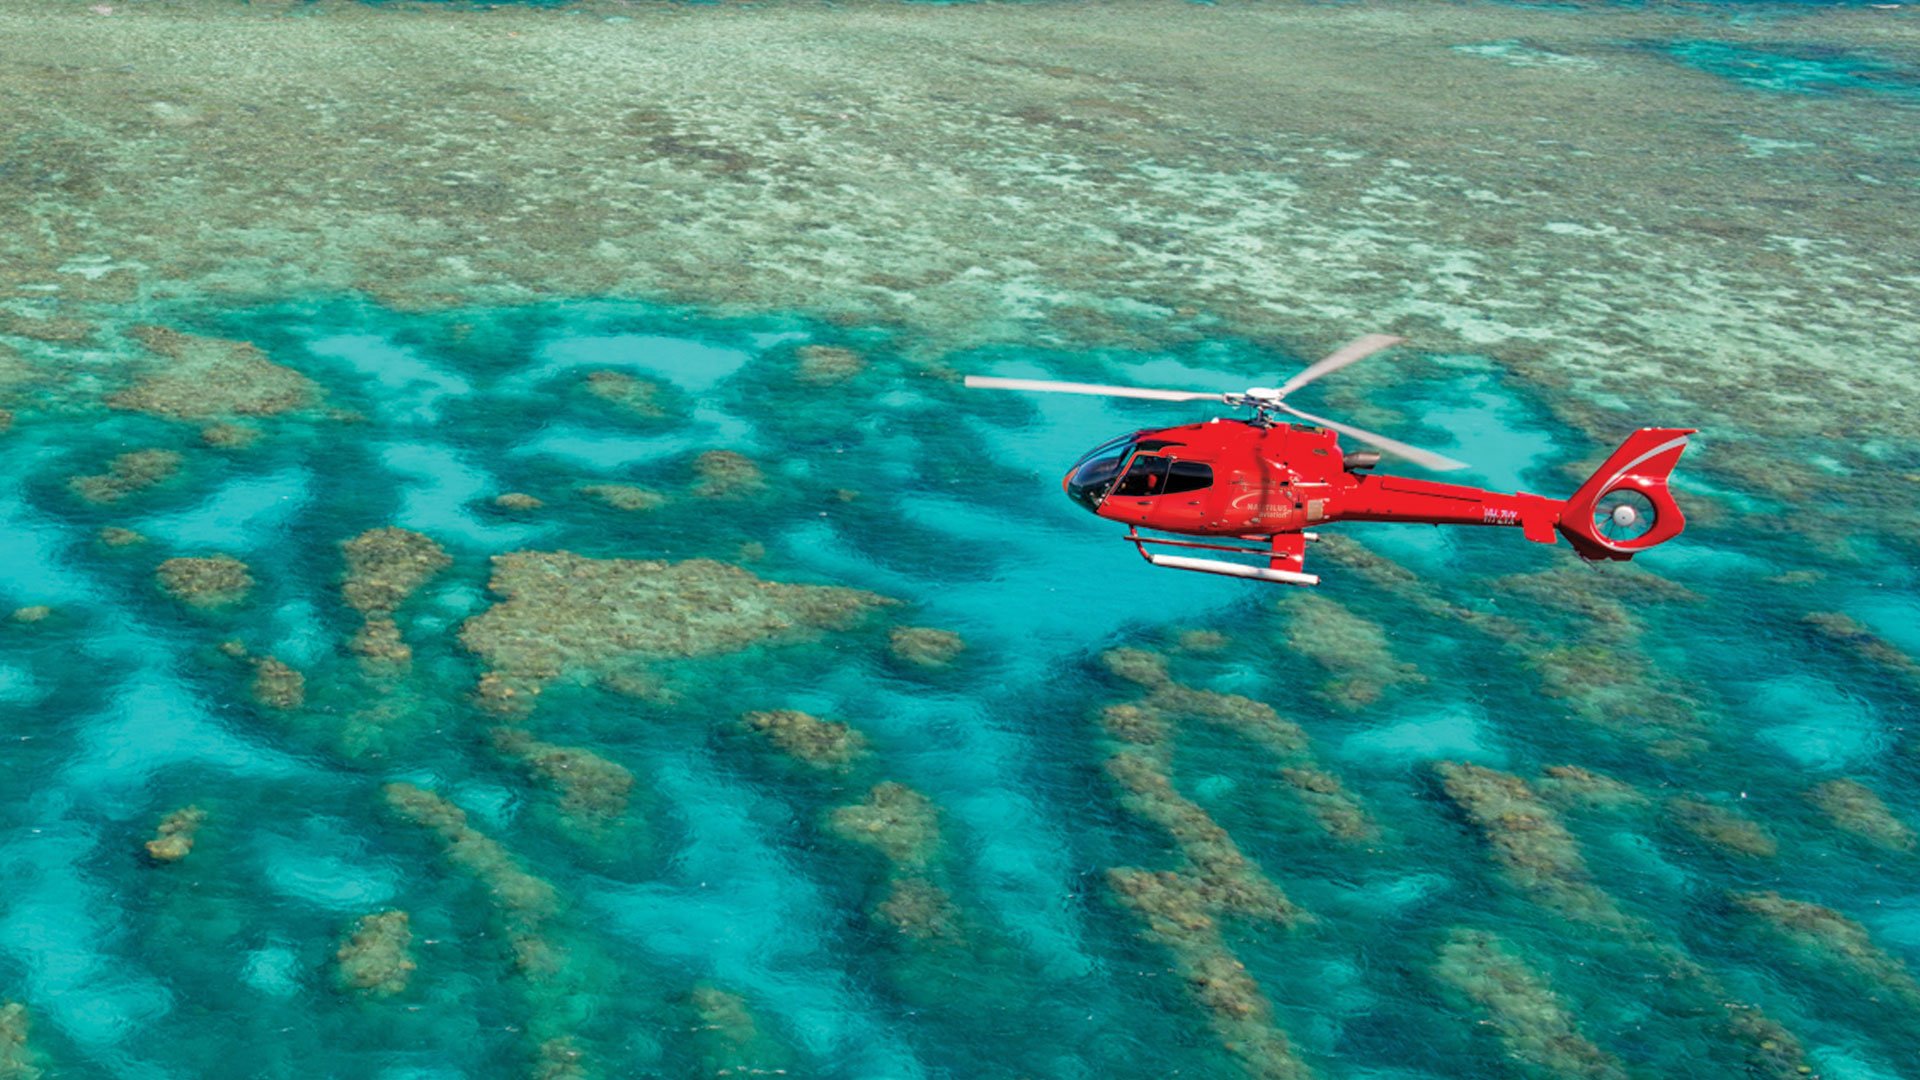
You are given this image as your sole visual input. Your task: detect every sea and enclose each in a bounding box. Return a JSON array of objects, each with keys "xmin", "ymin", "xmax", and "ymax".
[{"xmin": 0, "ymin": 1, "xmax": 1917, "ymax": 1077}]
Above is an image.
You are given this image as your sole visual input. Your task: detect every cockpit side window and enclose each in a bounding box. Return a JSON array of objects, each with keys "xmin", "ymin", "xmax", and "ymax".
[
  {"xmin": 1163, "ymin": 460, "xmax": 1213, "ymax": 495},
  {"xmin": 1113, "ymin": 454, "xmax": 1171, "ymax": 497}
]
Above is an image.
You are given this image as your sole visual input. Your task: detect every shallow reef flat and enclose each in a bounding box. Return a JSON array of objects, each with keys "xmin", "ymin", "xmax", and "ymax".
[{"xmin": 4, "ymin": 0, "xmax": 1919, "ymax": 459}]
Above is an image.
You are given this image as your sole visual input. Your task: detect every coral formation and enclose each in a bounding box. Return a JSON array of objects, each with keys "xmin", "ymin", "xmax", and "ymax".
[
  {"xmin": 1434, "ymin": 928, "xmax": 1627, "ymax": 1080},
  {"xmin": 1806, "ymin": 779, "xmax": 1914, "ymax": 851},
  {"xmin": 531, "ymin": 1037, "xmax": 588, "ymax": 1080},
  {"xmin": 579, "ymin": 484, "xmax": 663, "ymax": 512},
  {"xmin": 0, "ymin": 1002, "xmax": 39, "ymax": 1080},
  {"xmin": 382, "ymin": 784, "xmax": 559, "ymax": 963},
  {"xmin": 888, "ymin": 626, "xmax": 965, "ymax": 668},
  {"xmin": 341, "ymin": 527, "xmax": 451, "ymax": 671},
  {"xmin": 109, "ymin": 326, "xmax": 316, "ymax": 420},
  {"xmin": 1434, "ymin": 762, "xmax": 1630, "ymax": 929},
  {"xmin": 1175, "ymin": 629, "xmax": 1229, "ymax": 653},
  {"xmin": 1804, "ymin": 612, "xmax": 1920, "ymax": 685},
  {"xmin": 828, "ymin": 782, "xmax": 940, "ymax": 869},
  {"xmin": 1537, "ymin": 765, "xmax": 1649, "ymax": 811},
  {"xmin": 1733, "ymin": 891, "xmax": 1920, "ymax": 1009},
  {"xmin": 687, "ymin": 985, "xmax": 793, "ymax": 1079},
  {"xmin": 795, "ymin": 344, "xmax": 864, "ymax": 385},
  {"xmin": 0, "ymin": 313, "xmax": 91, "ymax": 343},
  {"xmin": 876, "ymin": 876, "xmax": 963, "ymax": 942},
  {"xmin": 145, "ymin": 805, "xmax": 206, "ymax": 862},
  {"xmin": 1107, "ymin": 868, "xmax": 1309, "ymax": 1080},
  {"xmin": 492, "ymin": 728, "xmax": 635, "ymax": 827},
  {"xmin": 460, "ymin": 552, "xmax": 890, "ymax": 702},
  {"xmin": 69, "ymin": 449, "xmax": 181, "ymax": 504},
  {"xmin": 583, "ymin": 370, "xmax": 663, "ymax": 416},
  {"xmin": 8, "ymin": 606, "xmax": 50, "ymax": 625},
  {"xmin": 494, "ymin": 492, "xmax": 544, "ymax": 511},
  {"xmin": 1106, "ymin": 752, "xmax": 1300, "ymax": 924},
  {"xmin": 1100, "ymin": 648, "xmax": 1311, "ymax": 760},
  {"xmin": 1278, "ymin": 767, "xmax": 1376, "ymax": 843},
  {"xmin": 98, "ymin": 526, "xmax": 146, "ymax": 547},
  {"xmin": 691, "ymin": 450, "xmax": 764, "ymax": 498},
  {"xmin": 342, "ymin": 527, "xmax": 452, "ymax": 617},
  {"xmin": 741, "ymin": 708, "xmax": 868, "ymax": 768},
  {"xmin": 156, "ymin": 556, "xmax": 253, "ymax": 608},
  {"xmin": 0, "ymin": 409, "xmax": 10, "ymax": 435},
  {"xmin": 1667, "ymin": 798, "xmax": 1778, "ymax": 859},
  {"xmin": 199, "ymin": 422, "xmax": 258, "ymax": 449},
  {"xmin": 336, "ymin": 910, "xmax": 415, "ymax": 996},
  {"xmin": 1280, "ymin": 593, "xmax": 1423, "ymax": 708},
  {"xmin": 251, "ymin": 656, "xmax": 306, "ymax": 710}
]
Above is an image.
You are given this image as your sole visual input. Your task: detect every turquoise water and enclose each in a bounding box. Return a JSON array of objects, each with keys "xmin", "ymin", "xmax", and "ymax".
[{"xmin": 2, "ymin": 295, "xmax": 1918, "ymax": 1078}]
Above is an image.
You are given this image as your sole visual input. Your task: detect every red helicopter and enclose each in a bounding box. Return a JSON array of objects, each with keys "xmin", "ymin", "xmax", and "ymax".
[{"xmin": 966, "ymin": 335, "xmax": 1693, "ymax": 585}]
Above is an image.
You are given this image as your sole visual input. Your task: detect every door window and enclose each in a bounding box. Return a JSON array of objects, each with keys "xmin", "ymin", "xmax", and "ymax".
[{"xmin": 1114, "ymin": 454, "xmax": 1171, "ymax": 497}]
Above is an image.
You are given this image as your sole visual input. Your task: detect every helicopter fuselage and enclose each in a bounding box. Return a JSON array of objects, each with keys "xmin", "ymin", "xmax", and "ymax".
[
  {"xmin": 1067, "ymin": 418, "xmax": 1560, "ymax": 538},
  {"xmin": 1063, "ymin": 418, "xmax": 1691, "ymax": 583}
]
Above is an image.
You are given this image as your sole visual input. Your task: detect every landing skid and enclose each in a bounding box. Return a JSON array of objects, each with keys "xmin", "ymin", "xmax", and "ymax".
[{"xmin": 1125, "ymin": 527, "xmax": 1321, "ymax": 587}]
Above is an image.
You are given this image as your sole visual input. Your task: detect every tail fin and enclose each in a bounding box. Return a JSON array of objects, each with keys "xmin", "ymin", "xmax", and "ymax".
[{"xmin": 1556, "ymin": 428, "xmax": 1696, "ymax": 562}]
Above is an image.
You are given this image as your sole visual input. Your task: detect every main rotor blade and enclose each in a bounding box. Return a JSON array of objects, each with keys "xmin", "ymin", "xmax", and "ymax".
[
  {"xmin": 1272, "ymin": 334, "xmax": 1405, "ymax": 400},
  {"xmin": 963, "ymin": 375, "xmax": 1224, "ymax": 403},
  {"xmin": 1276, "ymin": 402, "xmax": 1470, "ymax": 472}
]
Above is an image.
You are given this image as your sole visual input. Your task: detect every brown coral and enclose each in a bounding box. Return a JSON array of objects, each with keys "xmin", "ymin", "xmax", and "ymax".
[
  {"xmin": 459, "ymin": 552, "xmax": 891, "ymax": 697},
  {"xmin": 200, "ymin": 422, "xmax": 259, "ymax": 449},
  {"xmin": 1107, "ymin": 868, "xmax": 1309, "ymax": 1080},
  {"xmin": 1734, "ymin": 891, "xmax": 1920, "ymax": 1009},
  {"xmin": 341, "ymin": 527, "xmax": 450, "ymax": 671},
  {"xmin": 0, "ymin": 1001, "xmax": 40, "ymax": 1080},
  {"xmin": 1282, "ymin": 593, "xmax": 1423, "ymax": 708},
  {"xmin": 383, "ymin": 784, "xmax": 558, "ymax": 950},
  {"xmin": 1807, "ymin": 778, "xmax": 1915, "ymax": 851},
  {"xmin": 1667, "ymin": 798, "xmax": 1778, "ymax": 859},
  {"xmin": 341, "ymin": 527, "xmax": 452, "ymax": 617},
  {"xmin": 1106, "ymin": 752, "xmax": 1300, "ymax": 924},
  {"xmin": 336, "ymin": 910, "xmax": 416, "ymax": 996},
  {"xmin": 795, "ymin": 344, "xmax": 864, "ymax": 385},
  {"xmin": 692, "ymin": 450, "xmax": 765, "ymax": 498},
  {"xmin": 1804, "ymin": 612, "xmax": 1920, "ymax": 683},
  {"xmin": 145, "ymin": 805, "xmax": 206, "ymax": 862},
  {"xmin": 1537, "ymin": 765, "xmax": 1649, "ymax": 811},
  {"xmin": 1434, "ymin": 762, "xmax": 1631, "ymax": 929},
  {"xmin": 494, "ymin": 492, "xmax": 544, "ymax": 511},
  {"xmin": 888, "ymin": 626, "xmax": 965, "ymax": 668},
  {"xmin": 583, "ymin": 370, "xmax": 664, "ymax": 416},
  {"xmin": 1434, "ymin": 928, "xmax": 1628, "ymax": 1080},
  {"xmin": 876, "ymin": 876, "xmax": 963, "ymax": 942},
  {"xmin": 251, "ymin": 656, "xmax": 306, "ymax": 710},
  {"xmin": 580, "ymin": 484, "xmax": 664, "ymax": 512},
  {"xmin": 110, "ymin": 326, "xmax": 316, "ymax": 420},
  {"xmin": 69, "ymin": 449, "xmax": 181, "ymax": 504},
  {"xmin": 156, "ymin": 556, "xmax": 253, "ymax": 608},
  {"xmin": 1279, "ymin": 766, "xmax": 1377, "ymax": 842},
  {"xmin": 492, "ymin": 728, "xmax": 634, "ymax": 826},
  {"xmin": 828, "ymin": 783, "xmax": 940, "ymax": 869},
  {"xmin": 742, "ymin": 709, "xmax": 868, "ymax": 768}
]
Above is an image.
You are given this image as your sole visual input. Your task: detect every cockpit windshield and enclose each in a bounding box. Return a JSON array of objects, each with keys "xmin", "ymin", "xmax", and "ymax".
[{"xmin": 1065, "ymin": 431, "xmax": 1141, "ymax": 512}]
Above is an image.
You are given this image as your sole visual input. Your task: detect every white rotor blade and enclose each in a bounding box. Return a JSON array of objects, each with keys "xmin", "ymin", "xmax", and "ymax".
[
  {"xmin": 1276, "ymin": 402, "xmax": 1470, "ymax": 472},
  {"xmin": 963, "ymin": 375, "xmax": 1224, "ymax": 403},
  {"xmin": 1272, "ymin": 334, "xmax": 1405, "ymax": 399}
]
